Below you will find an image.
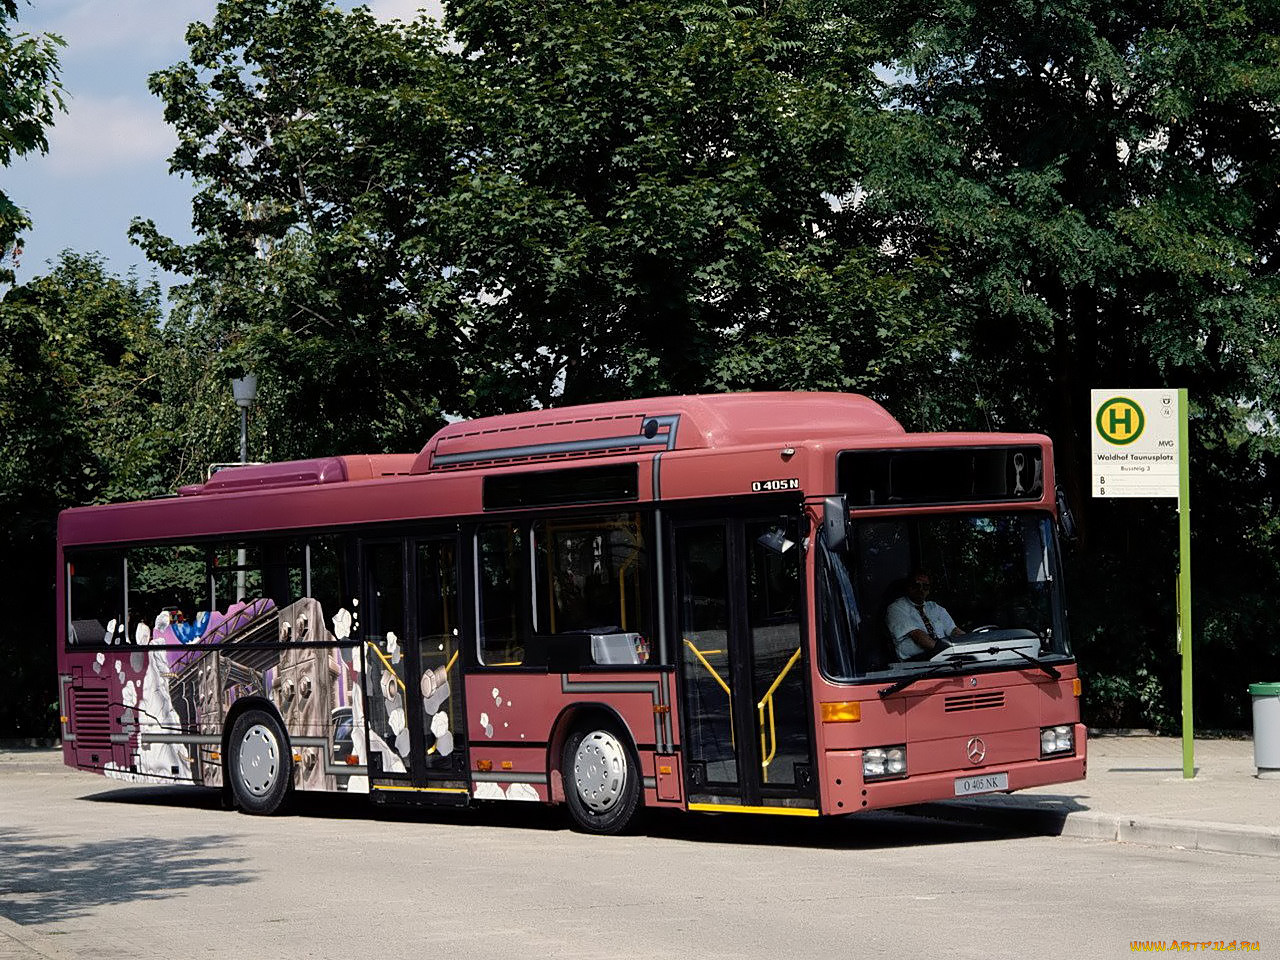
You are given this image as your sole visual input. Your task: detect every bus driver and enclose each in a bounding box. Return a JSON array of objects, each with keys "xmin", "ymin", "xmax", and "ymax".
[{"xmin": 886, "ymin": 569, "xmax": 964, "ymax": 661}]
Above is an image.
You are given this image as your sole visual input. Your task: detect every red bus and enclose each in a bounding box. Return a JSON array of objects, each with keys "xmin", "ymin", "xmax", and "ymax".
[{"xmin": 56, "ymin": 391, "xmax": 1085, "ymax": 833}]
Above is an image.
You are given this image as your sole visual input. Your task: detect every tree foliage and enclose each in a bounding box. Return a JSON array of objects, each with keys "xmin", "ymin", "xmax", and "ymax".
[
  {"xmin": 134, "ymin": 0, "xmax": 957, "ymax": 460},
  {"xmin": 0, "ymin": 0, "xmax": 64, "ymax": 283},
  {"xmin": 849, "ymin": 0, "xmax": 1280, "ymax": 726},
  {"xmin": 133, "ymin": 1, "xmax": 464, "ymax": 461},
  {"xmin": 0, "ymin": 253, "xmax": 167, "ymax": 736},
  {"xmin": 436, "ymin": 0, "xmax": 918, "ymax": 407}
]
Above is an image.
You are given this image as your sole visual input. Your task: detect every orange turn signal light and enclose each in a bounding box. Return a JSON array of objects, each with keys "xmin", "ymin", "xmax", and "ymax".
[
  {"xmin": 821, "ymin": 701, "xmax": 861, "ymax": 723},
  {"xmin": 345, "ymin": 754, "xmax": 360, "ymax": 765},
  {"xmin": 1072, "ymin": 678, "xmax": 1082, "ymax": 697},
  {"xmin": 501, "ymin": 760, "xmax": 513, "ymax": 770},
  {"xmin": 477, "ymin": 759, "xmax": 493, "ymax": 772},
  {"xmin": 658, "ymin": 765, "xmax": 672, "ymax": 775}
]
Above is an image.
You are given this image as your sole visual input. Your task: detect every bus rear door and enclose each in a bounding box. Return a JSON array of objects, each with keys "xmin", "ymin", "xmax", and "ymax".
[{"xmin": 361, "ymin": 536, "xmax": 469, "ymax": 803}]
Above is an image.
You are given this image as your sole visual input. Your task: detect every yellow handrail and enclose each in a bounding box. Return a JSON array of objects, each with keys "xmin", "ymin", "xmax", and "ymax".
[
  {"xmin": 683, "ymin": 639, "xmax": 730, "ymax": 696},
  {"xmin": 617, "ymin": 527, "xmax": 641, "ymax": 630},
  {"xmin": 540, "ymin": 516, "xmax": 644, "ymax": 632},
  {"xmin": 424, "ymin": 650, "xmax": 460, "ymax": 757},
  {"xmin": 757, "ymin": 646, "xmax": 802, "ymax": 782},
  {"xmin": 364, "ymin": 640, "xmax": 405, "ymax": 691},
  {"xmin": 367, "ymin": 637, "xmax": 462, "ymax": 758},
  {"xmin": 365, "ymin": 642, "xmax": 459, "ymax": 693},
  {"xmin": 683, "ymin": 637, "xmax": 734, "ymax": 748}
]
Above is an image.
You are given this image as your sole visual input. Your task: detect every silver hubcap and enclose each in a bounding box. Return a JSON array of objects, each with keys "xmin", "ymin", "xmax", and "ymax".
[
  {"xmin": 238, "ymin": 723, "xmax": 280, "ymax": 798},
  {"xmin": 573, "ymin": 730, "xmax": 628, "ymax": 813}
]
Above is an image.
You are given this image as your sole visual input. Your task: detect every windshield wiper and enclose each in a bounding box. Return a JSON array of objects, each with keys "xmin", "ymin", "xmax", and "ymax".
[
  {"xmin": 1001, "ymin": 645, "xmax": 1061, "ymax": 680},
  {"xmin": 878, "ymin": 654, "xmax": 977, "ymax": 699}
]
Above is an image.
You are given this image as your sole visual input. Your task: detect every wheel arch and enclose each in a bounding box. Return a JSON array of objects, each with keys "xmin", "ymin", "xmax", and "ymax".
[
  {"xmin": 222, "ymin": 695, "xmax": 293, "ymax": 814},
  {"xmin": 221, "ymin": 695, "xmax": 289, "ymax": 770},
  {"xmin": 546, "ymin": 701, "xmax": 638, "ymax": 805}
]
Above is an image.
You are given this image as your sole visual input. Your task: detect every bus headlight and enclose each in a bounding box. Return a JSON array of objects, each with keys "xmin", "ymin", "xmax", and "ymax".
[
  {"xmin": 1040, "ymin": 725, "xmax": 1074, "ymax": 757},
  {"xmin": 863, "ymin": 745, "xmax": 907, "ymax": 781}
]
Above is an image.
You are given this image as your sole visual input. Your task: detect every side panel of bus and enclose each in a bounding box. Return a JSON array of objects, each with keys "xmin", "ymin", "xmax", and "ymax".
[{"xmin": 59, "ymin": 535, "xmax": 371, "ymax": 793}]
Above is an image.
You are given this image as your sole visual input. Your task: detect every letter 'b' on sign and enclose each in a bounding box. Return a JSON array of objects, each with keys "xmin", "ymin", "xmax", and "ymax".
[{"xmin": 1096, "ymin": 397, "xmax": 1145, "ymax": 445}]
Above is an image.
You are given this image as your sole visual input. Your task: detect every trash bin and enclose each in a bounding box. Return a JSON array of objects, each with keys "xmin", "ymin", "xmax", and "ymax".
[{"xmin": 1249, "ymin": 682, "xmax": 1280, "ymax": 779}]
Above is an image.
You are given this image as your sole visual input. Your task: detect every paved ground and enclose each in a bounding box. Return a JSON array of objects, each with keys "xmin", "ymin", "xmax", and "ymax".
[
  {"xmin": 914, "ymin": 733, "xmax": 1280, "ymax": 858},
  {"xmin": 1, "ymin": 743, "xmax": 1276, "ymax": 960}
]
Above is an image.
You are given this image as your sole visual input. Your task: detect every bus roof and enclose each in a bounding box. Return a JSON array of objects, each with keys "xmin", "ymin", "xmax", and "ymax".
[
  {"xmin": 412, "ymin": 391, "xmax": 904, "ymax": 473},
  {"xmin": 58, "ymin": 392, "xmax": 1054, "ymax": 546},
  {"xmin": 166, "ymin": 392, "xmax": 902, "ymax": 497}
]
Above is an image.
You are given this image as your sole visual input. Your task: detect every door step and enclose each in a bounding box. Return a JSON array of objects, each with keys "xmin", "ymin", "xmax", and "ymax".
[{"xmin": 370, "ymin": 783, "xmax": 472, "ymax": 807}]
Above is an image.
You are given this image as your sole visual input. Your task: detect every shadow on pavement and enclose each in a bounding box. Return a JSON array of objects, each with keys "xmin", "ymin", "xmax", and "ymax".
[
  {"xmin": 901, "ymin": 792, "xmax": 1092, "ymax": 837},
  {"xmin": 0, "ymin": 827, "xmax": 254, "ymax": 925},
  {"xmin": 640, "ymin": 806, "xmax": 1058, "ymax": 849},
  {"xmin": 73, "ymin": 781, "xmax": 1065, "ymax": 852}
]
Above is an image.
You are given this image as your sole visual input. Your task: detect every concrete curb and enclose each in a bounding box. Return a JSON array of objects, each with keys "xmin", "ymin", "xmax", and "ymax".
[
  {"xmin": 911, "ymin": 800, "xmax": 1280, "ymax": 859},
  {"xmin": 0, "ymin": 748, "xmax": 62, "ymax": 771},
  {"xmin": 0, "ymin": 913, "xmax": 73, "ymax": 960}
]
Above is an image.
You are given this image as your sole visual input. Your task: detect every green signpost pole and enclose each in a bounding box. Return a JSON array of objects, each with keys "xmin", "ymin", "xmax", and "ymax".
[{"xmin": 1178, "ymin": 389, "xmax": 1194, "ymax": 779}]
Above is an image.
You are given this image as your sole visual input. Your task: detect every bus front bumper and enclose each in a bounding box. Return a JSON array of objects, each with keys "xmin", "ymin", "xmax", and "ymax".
[{"xmin": 822, "ymin": 728, "xmax": 1088, "ymax": 815}]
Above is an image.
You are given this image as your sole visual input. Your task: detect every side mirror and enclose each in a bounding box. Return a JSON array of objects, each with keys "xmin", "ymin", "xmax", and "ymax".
[
  {"xmin": 1056, "ymin": 486, "xmax": 1078, "ymax": 543},
  {"xmin": 823, "ymin": 496, "xmax": 848, "ymax": 552}
]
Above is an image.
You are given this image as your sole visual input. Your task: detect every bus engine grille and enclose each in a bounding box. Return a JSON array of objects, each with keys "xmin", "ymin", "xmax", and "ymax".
[
  {"xmin": 71, "ymin": 687, "xmax": 112, "ymax": 748},
  {"xmin": 943, "ymin": 691, "xmax": 1005, "ymax": 712}
]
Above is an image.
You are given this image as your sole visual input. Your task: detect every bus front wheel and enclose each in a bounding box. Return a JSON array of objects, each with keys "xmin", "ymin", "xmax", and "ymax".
[
  {"xmin": 227, "ymin": 708, "xmax": 292, "ymax": 815},
  {"xmin": 562, "ymin": 721, "xmax": 641, "ymax": 835}
]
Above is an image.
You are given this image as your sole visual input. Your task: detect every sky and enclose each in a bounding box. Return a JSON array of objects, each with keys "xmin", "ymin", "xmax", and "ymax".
[{"xmin": 6, "ymin": 0, "xmax": 440, "ymax": 298}]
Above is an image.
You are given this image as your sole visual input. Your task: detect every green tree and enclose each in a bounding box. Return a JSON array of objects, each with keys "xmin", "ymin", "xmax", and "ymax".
[
  {"xmin": 436, "ymin": 0, "xmax": 933, "ymax": 409},
  {"xmin": 133, "ymin": 0, "xmax": 467, "ymax": 459},
  {"xmin": 0, "ymin": 0, "xmax": 64, "ymax": 284},
  {"xmin": 852, "ymin": 0, "xmax": 1280, "ymax": 726},
  {"xmin": 0, "ymin": 253, "xmax": 167, "ymax": 736},
  {"xmin": 135, "ymin": 0, "xmax": 951, "ymax": 442}
]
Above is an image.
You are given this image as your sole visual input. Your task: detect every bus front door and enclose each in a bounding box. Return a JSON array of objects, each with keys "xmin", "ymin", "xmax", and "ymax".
[
  {"xmin": 361, "ymin": 537, "xmax": 469, "ymax": 800},
  {"xmin": 675, "ymin": 516, "xmax": 815, "ymax": 811}
]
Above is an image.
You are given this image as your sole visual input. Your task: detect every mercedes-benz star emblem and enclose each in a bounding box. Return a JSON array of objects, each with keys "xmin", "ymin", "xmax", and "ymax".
[{"xmin": 966, "ymin": 736, "xmax": 987, "ymax": 764}]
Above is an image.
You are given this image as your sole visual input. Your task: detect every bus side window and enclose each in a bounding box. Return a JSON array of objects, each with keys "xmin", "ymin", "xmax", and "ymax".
[
  {"xmin": 67, "ymin": 551, "xmax": 126, "ymax": 646},
  {"xmin": 531, "ymin": 513, "xmax": 652, "ymax": 669},
  {"xmin": 307, "ymin": 535, "xmax": 352, "ymax": 642},
  {"xmin": 476, "ymin": 523, "xmax": 525, "ymax": 666},
  {"xmin": 127, "ymin": 544, "xmax": 207, "ymax": 645}
]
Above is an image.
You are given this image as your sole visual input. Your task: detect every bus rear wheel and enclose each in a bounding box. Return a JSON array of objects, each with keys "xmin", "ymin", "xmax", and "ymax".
[
  {"xmin": 563, "ymin": 721, "xmax": 641, "ymax": 835},
  {"xmin": 227, "ymin": 708, "xmax": 292, "ymax": 815}
]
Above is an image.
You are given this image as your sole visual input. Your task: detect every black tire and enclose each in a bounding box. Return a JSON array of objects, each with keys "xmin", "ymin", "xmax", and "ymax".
[
  {"xmin": 562, "ymin": 720, "xmax": 642, "ymax": 835},
  {"xmin": 226, "ymin": 708, "xmax": 292, "ymax": 815}
]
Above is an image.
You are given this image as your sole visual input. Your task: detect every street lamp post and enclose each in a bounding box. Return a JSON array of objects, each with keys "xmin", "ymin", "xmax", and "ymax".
[
  {"xmin": 231, "ymin": 374, "xmax": 257, "ymax": 601},
  {"xmin": 231, "ymin": 374, "xmax": 258, "ymax": 465}
]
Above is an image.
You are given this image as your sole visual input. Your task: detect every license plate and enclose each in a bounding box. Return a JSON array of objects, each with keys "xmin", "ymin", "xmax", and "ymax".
[{"xmin": 954, "ymin": 772, "xmax": 1009, "ymax": 796}]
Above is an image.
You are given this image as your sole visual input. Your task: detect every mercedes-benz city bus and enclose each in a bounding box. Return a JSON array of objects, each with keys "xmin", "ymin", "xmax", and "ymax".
[{"xmin": 56, "ymin": 392, "xmax": 1085, "ymax": 833}]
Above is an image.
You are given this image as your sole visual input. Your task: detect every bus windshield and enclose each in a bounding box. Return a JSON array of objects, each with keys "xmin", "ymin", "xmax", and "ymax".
[{"xmin": 819, "ymin": 512, "xmax": 1070, "ymax": 681}]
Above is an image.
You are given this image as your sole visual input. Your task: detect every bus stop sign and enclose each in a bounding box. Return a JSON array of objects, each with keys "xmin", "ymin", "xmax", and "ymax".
[{"xmin": 1090, "ymin": 389, "xmax": 1180, "ymax": 498}]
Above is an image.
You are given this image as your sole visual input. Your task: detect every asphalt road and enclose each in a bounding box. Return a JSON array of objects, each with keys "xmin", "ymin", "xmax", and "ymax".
[{"xmin": 1, "ymin": 760, "xmax": 1274, "ymax": 960}]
